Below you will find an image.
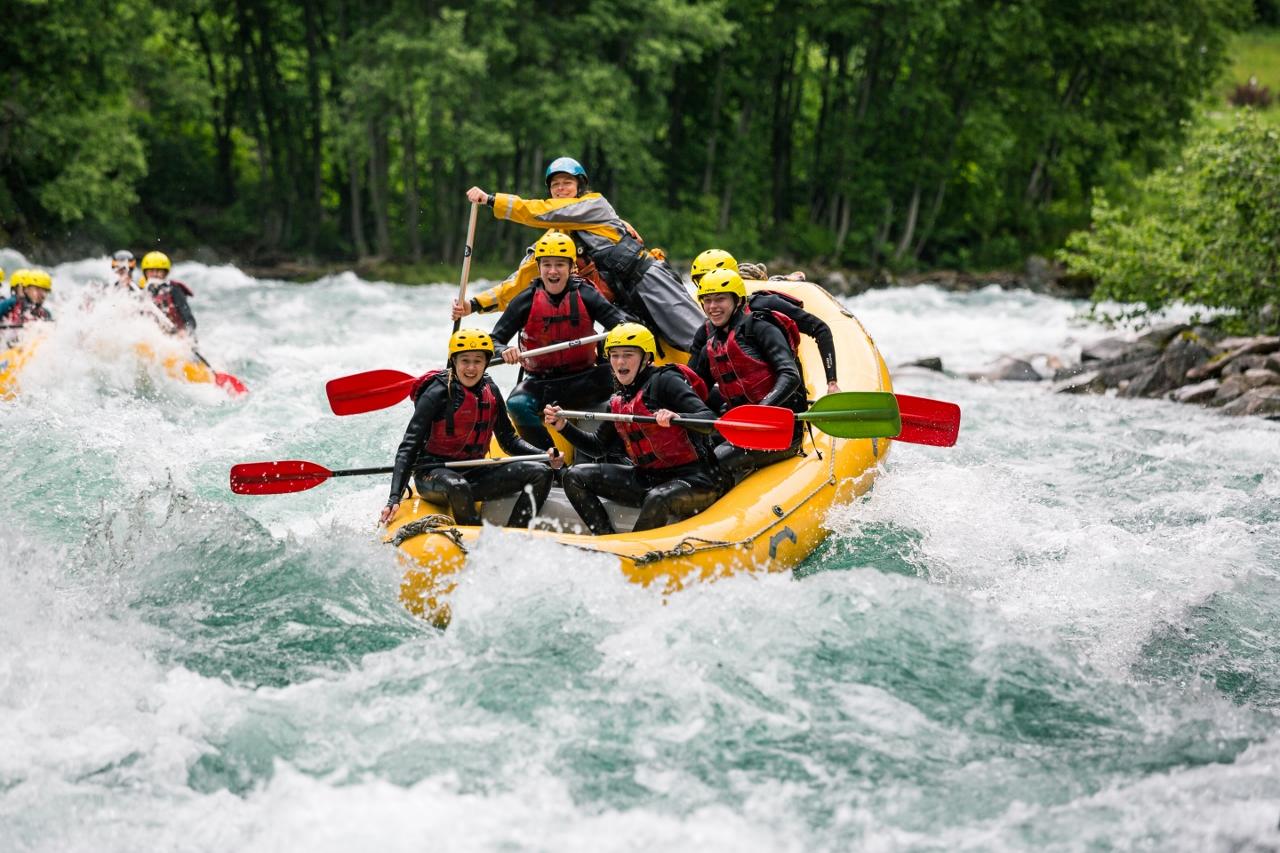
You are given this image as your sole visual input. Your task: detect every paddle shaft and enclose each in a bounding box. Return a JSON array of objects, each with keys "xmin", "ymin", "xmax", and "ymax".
[
  {"xmin": 331, "ymin": 454, "xmax": 549, "ymax": 478},
  {"xmin": 494, "ymin": 332, "xmax": 606, "ymax": 363},
  {"xmin": 557, "ymin": 410, "xmax": 756, "ymax": 430},
  {"xmin": 453, "ymin": 202, "xmax": 479, "ymax": 332}
]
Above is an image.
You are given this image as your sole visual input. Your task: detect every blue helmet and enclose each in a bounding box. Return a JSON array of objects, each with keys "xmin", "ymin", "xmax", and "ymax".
[{"xmin": 545, "ymin": 157, "xmax": 588, "ymax": 188}]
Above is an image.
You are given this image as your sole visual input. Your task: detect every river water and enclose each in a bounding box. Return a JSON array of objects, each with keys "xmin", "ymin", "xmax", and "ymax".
[{"xmin": 2, "ymin": 254, "xmax": 1277, "ymax": 851}]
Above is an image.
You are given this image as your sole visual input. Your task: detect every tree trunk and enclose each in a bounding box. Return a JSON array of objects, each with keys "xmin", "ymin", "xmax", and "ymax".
[
  {"xmin": 893, "ymin": 182, "xmax": 922, "ymax": 263},
  {"xmin": 701, "ymin": 54, "xmax": 726, "ymax": 196},
  {"xmin": 718, "ymin": 100, "xmax": 754, "ymax": 232},
  {"xmin": 348, "ymin": 142, "xmax": 369, "ymax": 259},
  {"xmin": 368, "ymin": 116, "xmax": 391, "ymax": 258},
  {"xmin": 402, "ymin": 99, "xmax": 422, "ymax": 263}
]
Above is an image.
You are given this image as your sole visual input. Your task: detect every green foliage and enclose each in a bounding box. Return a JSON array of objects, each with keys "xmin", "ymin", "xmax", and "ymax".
[
  {"xmin": 0, "ymin": 0, "xmax": 1251, "ymax": 274},
  {"xmin": 1061, "ymin": 111, "xmax": 1280, "ymax": 333}
]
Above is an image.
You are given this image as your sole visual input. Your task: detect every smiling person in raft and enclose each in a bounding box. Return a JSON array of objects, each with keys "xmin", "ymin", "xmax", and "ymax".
[
  {"xmin": 689, "ymin": 249, "xmax": 840, "ymax": 396},
  {"xmin": 543, "ymin": 323, "xmax": 724, "ymax": 535},
  {"xmin": 453, "ymin": 156, "xmax": 703, "ymax": 356},
  {"xmin": 379, "ymin": 329, "xmax": 560, "ymax": 528},
  {"xmin": 488, "ymin": 229, "xmax": 634, "ymax": 450},
  {"xmin": 689, "ymin": 268, "xmax": 809, "ymax": 486}
]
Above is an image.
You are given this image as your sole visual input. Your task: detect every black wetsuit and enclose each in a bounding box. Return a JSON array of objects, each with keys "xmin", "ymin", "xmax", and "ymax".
[
  {"xmin": 687, "ymin": 291, "xmax": 838, "ymax": 386},
  {"xmin": 691, "ymin": 308, "xmax": 807, "ymax": 485},
  {"xmin": 491, "ymin": 276, "xmax": 633, "ymax": 449},
  {"xmin": 388, "ymin": 374, "xmax": 552, "ymax": 527},
  {"xmin": 557, "ymin": 365, "xmax": 723, "ymax": 535}
]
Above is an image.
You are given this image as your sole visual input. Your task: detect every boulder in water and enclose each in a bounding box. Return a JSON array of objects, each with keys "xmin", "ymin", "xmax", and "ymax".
[
  {"xmin": 1120, "ymin": 336, "xmax": 1213, "ymax": 399},
  {"xmin": 1170, "ymin": 378, "xmax": 1221, "ymax": 404},
  {"xmin": 1219, "ymin": 385, "xmax": 1280, "ymax": 417},
  {"xmin": 970, "ymin": 356, "xmax": 1042, "ymax": 382}
]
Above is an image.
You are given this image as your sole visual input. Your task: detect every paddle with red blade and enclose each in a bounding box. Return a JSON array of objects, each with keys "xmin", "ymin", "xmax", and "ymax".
[
  {"xmin": 554, "ymin": 403, "xmax": 796, "ymax": 451},
  {"xmin": 895, "ymin": 393, "xmax": 961, "ymax": 447},
  {"xmin": 326, "ymin": 333, "xmax": 609, "ymax": 416},
  {"xmin": 193, "ymin": 350, "xmax": 249, "ymax": 396},
  {"xmin": 230, "ymin": 454, "xmax": 550, "ymax": 495}
]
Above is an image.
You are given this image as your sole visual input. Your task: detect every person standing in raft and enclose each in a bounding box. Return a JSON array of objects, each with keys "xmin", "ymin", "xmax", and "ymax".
[
  {"xmin": 690, "ymin": 268, "xmax": 807, "ymax": 485},
  {"xmin": 688, "ymin": 249, "xmax": 840, "ymax": 396},
  {"xmin": 453, "ymin": 156, "xmax": 704, "ymax": 355},
  {"xmin": 1, "ymin": 269, "xmax": 54, "ymax": 345},
  {"xmin": 488, "ymin": 230, "xmax": 634, "ymax": 449},
  {"xmin": 379, "ymin": 329, "xmax": 558, "ymax": 529},
  {"xmin": 139, "ymin": 251, "xmax": 198, "ymax": 337},
  {"xmin": 543, "ymin": 323, "xmax": 723, "ymax": 535}
]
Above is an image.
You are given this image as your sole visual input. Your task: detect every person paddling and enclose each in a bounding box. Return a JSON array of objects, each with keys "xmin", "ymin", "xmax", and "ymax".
[
  {"xmin": 139, "ymin": 251, "xmax": 198, "ymax": 337},
  {"xmin": 380, "ymin": 330, "xmax": 558, "ymax": 529},
  {"xmin": 454, "ymin": 156, "xmax": 703, "ymax": 354},
  {"xmin": 689, "ymin": 249, "xmax": 840, "ymax": 395},
  {"xmin": 0, "ymin": 269, "xmax": 54, "ymax": 346},
  {"xmin": 489, "ymin": 230, "xmax": 633, "ymax": 449},
  {"xmin": 544, "ymin": 323, "xmax": 723, "ymax": 535},
  {"xmin": 690, "ymin": 269, "xmax": 807, "ymax": 485}
]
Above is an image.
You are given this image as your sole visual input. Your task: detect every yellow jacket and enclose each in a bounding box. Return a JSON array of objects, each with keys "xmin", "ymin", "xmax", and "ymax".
[{"xmin": 471, "ymin": 193, "xmax": 636, "ymax": 313}]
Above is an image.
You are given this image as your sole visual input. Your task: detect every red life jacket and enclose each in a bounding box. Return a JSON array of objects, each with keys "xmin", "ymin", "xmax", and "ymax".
[
  {"xmin": 518, "ymin": 282, "xmax": 598, "ymax": 374},
  {"xmin": 746, "ymin": 291, "xmax": 803, "ymax": 352},
  {"xmin": 411, "ymin": 371, "xmax": 498, "ymax": 461},
  {"xmin": 610, "ymin": 374, "xmax": 701, "ymax": 470},
  {"xmin": 704, "ymin": 315, "xmax": 779, "ymax": 407},
  {"xmin": 150, "ymin": 280, "xmax": 195, "ymax": 331},
  {"xmin": 3, "ymin": 299, "xmax": 52, "ymax": 326}
]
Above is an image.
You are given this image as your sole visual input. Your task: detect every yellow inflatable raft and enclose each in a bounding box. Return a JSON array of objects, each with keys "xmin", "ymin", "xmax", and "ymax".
[
  {"xmin": 0, "ymin": 338, "xmax": 42, "ymax": 399},
  {"xmin": 388, "ymin": 280, "xmax": 894, "ymax": 625},
  {"xmin": 0, "ymin": 335, "xmax": 227, "ymax": 398}
]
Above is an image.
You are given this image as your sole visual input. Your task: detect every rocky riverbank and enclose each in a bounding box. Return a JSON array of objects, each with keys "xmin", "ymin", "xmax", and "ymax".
[{"xmin": 940, "ymin": 325, "xmax": 1280, "ymax": 419}]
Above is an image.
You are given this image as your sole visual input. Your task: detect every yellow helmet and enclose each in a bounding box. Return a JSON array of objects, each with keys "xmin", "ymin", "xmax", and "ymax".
[
  {"xmin": 24, "ymin": 270, "xmax": 53, "ymax": 291},
  {"xmin": 604, "ymin": 322, "xmax": 657, "ymax": 359},
  {"xmin": 448, "ymin": 328, "xmax": 494, "ymax": 358},
  {"xmin": 141, "ymin": 251, "xmax": 171, "ymax": 272},
  {"xmin": 533, "ymin": 230, "xmax": 576, "ymax": 261},
  {"xmin": 690, "ymin": 249, "xmax": 738, "ymax": 284},
  {"xmin": 696, "ymin": 267, "xmax": 746, "ymax": 302},
  {"xmin": 8, "ymin": 268, "xmax": 29, "ymax": 289}
]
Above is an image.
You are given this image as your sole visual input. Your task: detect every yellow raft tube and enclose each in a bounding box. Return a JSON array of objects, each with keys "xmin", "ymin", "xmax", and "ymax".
[
  {"xmin": 388, "ymin": 280, "xmax": 894, "ymax": 625},
  {"xmin": 0, "ymin": 334, "xmax": 224, "ymax": 399}
]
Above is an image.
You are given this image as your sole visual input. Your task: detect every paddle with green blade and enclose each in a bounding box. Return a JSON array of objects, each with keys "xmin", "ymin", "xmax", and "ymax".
[
  {"xmin": 555, "ymin": 403, "xmax": 796, "ymax": 451},
  {"xmin": 794, "ymin": 391, "xmax": 962, "ymax": 447},
  {"xmin": 796, "ymin": 391, "xmax": 902, "ymax": 438}
]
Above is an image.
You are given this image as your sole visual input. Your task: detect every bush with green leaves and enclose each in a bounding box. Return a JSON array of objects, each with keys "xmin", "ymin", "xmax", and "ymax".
[{"xmin": 1061, "ymin": 111, "xmax": 1280, "ymax": 333}]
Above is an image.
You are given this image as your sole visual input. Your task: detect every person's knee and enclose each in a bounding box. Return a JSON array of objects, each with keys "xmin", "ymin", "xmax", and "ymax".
[{"xmin": 506, "ymin": 389, "xmax": 542, "ymax": 426}]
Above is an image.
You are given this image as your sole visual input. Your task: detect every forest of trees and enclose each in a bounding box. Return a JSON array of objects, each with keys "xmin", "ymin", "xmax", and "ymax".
[{"xmin": 1, "ymin": 0, "xmax": 1269, "ymax": 271}]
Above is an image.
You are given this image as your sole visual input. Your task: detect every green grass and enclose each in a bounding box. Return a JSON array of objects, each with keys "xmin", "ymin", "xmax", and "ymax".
[{"xmin": 1216, "ymin": 27, "xmax": 1280, "ymax": 127}]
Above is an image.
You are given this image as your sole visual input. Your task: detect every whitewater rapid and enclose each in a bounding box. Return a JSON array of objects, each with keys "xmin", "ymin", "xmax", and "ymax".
[{"xmin": 1, "ymin": 253, "xmax": 1277, "ymax": 852}]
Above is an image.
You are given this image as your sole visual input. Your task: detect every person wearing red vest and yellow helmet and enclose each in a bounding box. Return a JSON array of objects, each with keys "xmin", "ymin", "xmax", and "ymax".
[
  {"xmin": 455, "ymin": 156, "xmax": 703, "ymax": 356},
  {"xmin": 488, "ymin": 230, "xmax": 634, "ymax": 449},
  {"xmin": 379, "ymin": 329, "xmax": 558, "ymax": 529},
  {"xmin": 1, "ymin": 269, "xmax": 54, "ymax": 341},
  {"xmin": 543, "ymin": 323, "xmax": 723, "ymax": 535},
  {"xmin": 139, "ymin": 251, "xmax": 198, "ymax": 335},
  {"xmin": 689, "ymin": 249, "xmax": 840, "ymax": 395},
  {"xmin": 690, "ymin": 268, "xmax": 807, "ymax": 486}
]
